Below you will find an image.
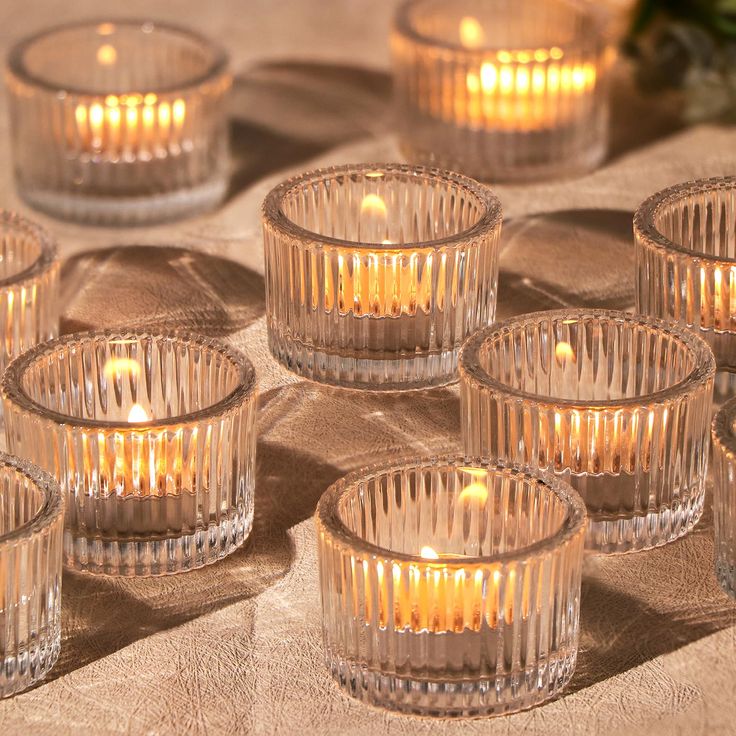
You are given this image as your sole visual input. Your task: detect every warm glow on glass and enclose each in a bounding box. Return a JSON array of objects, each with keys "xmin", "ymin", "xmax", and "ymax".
[
  {"xmin": 420, "ymin": 545, "xmax": 439, "ymax": 559},
  {"xmin": 73, "ymin": 94, "xmax": 187, "ymax": 153},
  {"xmin": 463, "ymin": 47, "xmax": 597, "ymax": 130}
]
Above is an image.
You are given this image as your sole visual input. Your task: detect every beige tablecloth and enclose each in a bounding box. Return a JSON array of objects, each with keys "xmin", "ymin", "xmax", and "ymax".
[{"xmin": 1, "ymin": 1, "xmax": 736, "ymax": 734}]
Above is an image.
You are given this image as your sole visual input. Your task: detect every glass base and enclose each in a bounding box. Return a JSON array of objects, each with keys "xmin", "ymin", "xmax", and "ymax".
[
  {"xmin": 713, "ymin": 370, "xmax": 736, "ymax": 410},
  {"xmin": 18, "ymin": 175, "xmax": 228, "ymax": 226},
  {"xmin": 0, "ymin": 623, "xmax": 60, "ymax": 699},
  {"xmin": 268, "ymin": 328, "xmax": 459, "ymax": 390},
  {"xmin": 585, "ymin": 489, "xmax": 704, "ymax": 554},
  {"xmin": 400, "ymin": 136, "xmax": 607, "ymax": 184},
  {"xmin": 63, "ymin": 508, "xmax": 253, "ymax": 577},
  {"xmin": 327, "ymin": 650, "xmax": 577, "ymax": 717},
  {"xmin": 716, "ymin": 559, "xmax": 736, "ymax": 598}
]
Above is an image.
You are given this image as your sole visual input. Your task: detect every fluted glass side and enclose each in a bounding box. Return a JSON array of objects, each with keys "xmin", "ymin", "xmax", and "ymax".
[
  {"xmin": 262, "ymin": 163, "xmax": 502, "ymax": 390},
  {"xmin": 6, "ymin": 21, "xmax": 231, "ymax": 225},
  {"xmin": 0, "ymin": 454, "xmax": 63, "ymax": 698},
  {"xmin": 316, "ymin": 457, "xmax": 586, "ymax": 717},
  {"xmin": 712, "ymin": 398, "xmax": 736, "ymax": 597},
  {"xmin": 635, "ymin": 177, "xmax": 736, "ymax": 371},
  {"xmin": 460, "ymin": 309, "xmax": 715, "ymax": 553},
  {"xmin": 2, "ymin": 332, "xmax": 257, "ymax": 577},
  {"xmin": 0, "ymin": 213, "xmax": 59, "ymax": 398},
  {"xmin": 392, "ymin": 0, "xmax": 612, "ymax": 182}
]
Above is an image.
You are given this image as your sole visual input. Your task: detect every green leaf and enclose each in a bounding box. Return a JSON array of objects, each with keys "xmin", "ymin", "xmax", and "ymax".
[{"xmin": 629, "ymin": 0, "xmax": 660, "ymax": 36}]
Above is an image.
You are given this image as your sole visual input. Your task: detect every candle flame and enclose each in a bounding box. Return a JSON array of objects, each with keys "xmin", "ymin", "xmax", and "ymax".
[
  {"xmin": 420, "ymin": 546, "xmax": 439, "ymax": 560},
  {"xmin": 360, "ymin": 193, "xmax": 387, "ymax": 217},
  {"xmin": 127, "ymin": 403, "xmax": 150, "ymax": 423},
  {"xmin": 96, "ymin": 44, "xmax": 117, "ymax": 65},
  {"xmin": 459, "ymin": 16, "xmax": 485, "ymax": 49},
  {"xmin": 458, "ymin": 482, "xmax": 488, "ymax": 503},
  {"xmin": 555, "ymin": 341, "xmax": 575, "ymax": 361}
]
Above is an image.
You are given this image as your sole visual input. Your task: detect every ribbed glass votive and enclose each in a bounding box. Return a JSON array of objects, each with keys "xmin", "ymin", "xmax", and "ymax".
[
  {"xmin": 635, "ymin": 177, "xmax": 736, "ymax": 371},
  {"xmin": 712, "ymin": 398, "xmax": 736, "ymax": 597},
  {"xmin": 6, "ymin": 20, "xmax": 231, "ymax": 225},
  {"xmin": 316, "ymin": 456, "xmax": 586, "ymax": 717},
  {"xmin": 2, "ymin": 331, "xmax": 257, "ymax": 577},
  {"xmin": 0, "ymin": 212, "xmax": 58, "ymax": 388},
  {"xmin": 262, "ymin": 163, "xmax": 502, "ymax": 390},
  {"xmin": 460, "ymin": 309, "xmax": 715, "ymax": 554},
  {"xmin": 392, "ymin": 0, "xmax": 612, "ymax": 182},
  {"xmin": 0, "ymin": 453, "xmax": 63, "ymax": 698}
]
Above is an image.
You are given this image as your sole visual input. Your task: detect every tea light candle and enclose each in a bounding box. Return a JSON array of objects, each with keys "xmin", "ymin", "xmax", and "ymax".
[
  {"xmin": 0, "ymin": 212, "xmax": 59, "ymax": 387},
  {"xmin": 262, "ymin": 163, "xmax": 502, "ymax": 390},
  {"xmin": 392, "ymin": 0, "xmax": 613, "ymax": 181},
  {"xmin": 316, "ymin": 457, "xmax": 586, "ymax": 717},
  {"xmin": 635, "ymin": 176, "xmax": 736, "ymax": 371},
  {"xmin": 6, "ymin": 21, "xmax": 231, "ymax": 225},
  {"xmin": 460, "ymin": 309, "xmax": 715, "ymax": 554},
  {"xmin": 712, "ymin": 397, "xmax": 736, "ymax": 598},
  {"xmin": 0, "ymin": 453, "xmax": 63, "ymax": 698},
  {"xmin": 2, "ymin": 331, "xmax": 257, "ymax": 577}
]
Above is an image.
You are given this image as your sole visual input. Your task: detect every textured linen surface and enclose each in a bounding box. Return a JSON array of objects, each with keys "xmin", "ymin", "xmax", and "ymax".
[{"xmin": 1, "ymin": 1, "xmax": 736, "ymax": 734}]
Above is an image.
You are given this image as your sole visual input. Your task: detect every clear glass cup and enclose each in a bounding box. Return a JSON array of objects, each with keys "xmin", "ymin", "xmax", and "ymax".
[
  {"xmin": 460, "ymin": 309, "xmax": 715, "ymax": 554},
  {"xmin": 712, "ymin": 397, "xmax": 736, "ymax": 597},
  {"xmin": 262, "ymin": 163, "xmax": 502, "ymax": 390},
  {"xmin": 316, "ymin": 456, "xmax": 586, "ymax": 717},
  {"xmin": 0, "ymin": 211, "xmax": 59, "ymax": 384},
  {"xmin": 0, "ymin": 453, "xmax": 64, "ymax": 698},
  {"xmin": 6, "ymin": 20, "xmax": 231, "ymax": 225},
  {"xmin": 635, "ymin": 176, "xmax": 736, "ymax": 372},
  {"xmin": 391, "ymin": 0, "xmax": 613, "ymax": 182},
  {"xmin": 2, "ymin": 331, "xmax": 257, "ymax": 577}
]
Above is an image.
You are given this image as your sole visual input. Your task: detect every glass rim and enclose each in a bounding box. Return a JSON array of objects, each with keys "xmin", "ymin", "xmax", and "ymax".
[
  {"xmin": 713, "ymin": 394, "xmax": 736, "ymax": 459},
  {"xmin": 0, "ymin": 210, "xmax": 58, "ymax": 289},
  {"xmin": 316, "ymin": 454, "xmax": 587, "ymax": 567},
  {"xmin": 392, "ymin": 0, "xmax": 610, "ymax": 55},
  {"xmin": 1, "ymin": 329, "xmax": 257, "ymax": 431},
  {"xmin": 261, "ymin": 162, "xmax": 502, "ymax": 252},
  {"xmin": 634, "ymin": 176, "xmax": 736, "ymax": 265},
  {"xmin": 0, "ymin": 452, "xmax": 63, "ymax": 548},
  {"xmin": 459, "ymin": 308, "xmax": 715, "ymax": 410},
  {"xmin": 6, "ymin": 18, "xmax": 230, "ymax": 98}
]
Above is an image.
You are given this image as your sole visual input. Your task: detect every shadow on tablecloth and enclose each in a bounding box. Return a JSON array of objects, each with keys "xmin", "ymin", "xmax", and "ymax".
[
  {"xmin": 572, "ymin": 503, "xmax": 736, "ymax": 693},
  {"xmin": 498, "ymin": 208, "xmax": 636, "ymax": 318},
  {"xmin": 227, "ymin": 60, "xmax": 392, "ymax": 202},
  {"xmin": 59, "ymin": 244, "xmax": 265, "ymax": 336}
]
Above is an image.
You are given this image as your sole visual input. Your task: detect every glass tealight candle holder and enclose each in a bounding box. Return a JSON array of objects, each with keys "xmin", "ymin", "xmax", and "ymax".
[
  {"xmin": 2, "ymin": 331, "xmax": 257, "ymax": 577},
  {"xmin": 391, "ymin": 0, "xmax": 613, "ymax": 182},
  {"xmin": 635, "ymin": 177, "xmax": 736, "ymax": 372},
  {"xmin": 712, "ymin": 397, "xmax": 736, "ymax": 597},
  {"xmin": 0, "ymin": 212, "xmax": 59, "ymax": 386},
  {"xmin": 262, "ymin": 163, "xmax": 502, "ymax": 390},
  {"xmin": 460, "ymin": 309, "xmax": 715, "ymax": 554},
  {"xmin": 316, "ymin": 456, "xmax": 586, "ymax": 717},
  {"xmin": 0, "ymin": 453, "xmax": 63, "ymax": 698},
  {"xmin": 6, "ymin": 20, "xmax": 231, "ymax": 225}
]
